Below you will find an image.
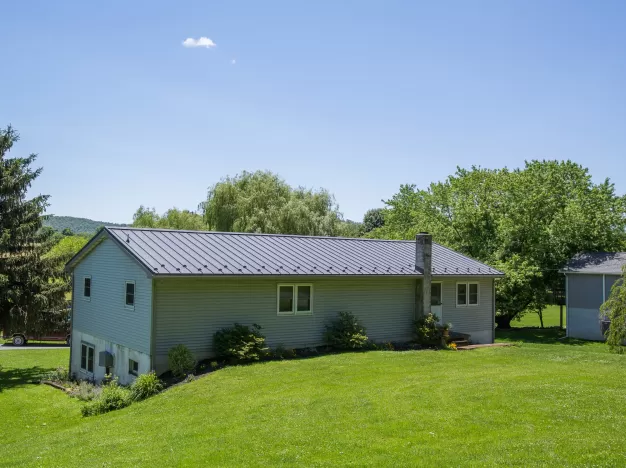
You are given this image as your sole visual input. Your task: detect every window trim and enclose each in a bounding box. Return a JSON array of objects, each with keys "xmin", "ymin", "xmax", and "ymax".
[
  {"xmin": 277, "ymin": 283, "xmax": 314, "ymax": 316},
  {"xmin": 125, "ymin": 280, "xmax": 136, "ymax": 310},
  {"xmin": 129, "ymin": 359, "xmax": 139, "ymax": 376},
  {"xmin": 456, "ymin": 281, "xmax": 480, "ymax": 307},
  {"xmin": 431, "ymin": 281, "xmax": 443, "ymax": 306},
  {"xmin": 83, "ymin": 276, "xmax": 91, "ymax": 301},
  {"xmin": 80, "ymin": 342, "xmax": 95, "ymax": 375}
]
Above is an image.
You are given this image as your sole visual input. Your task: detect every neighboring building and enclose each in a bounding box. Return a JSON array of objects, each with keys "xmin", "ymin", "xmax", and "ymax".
[
  {"xmin": 562, "ymin": 253, "xmax": 626, "ymax": 341},
  {"xmin": 66, "ymin": 227, "xmax": 503, "ymax": 383}
]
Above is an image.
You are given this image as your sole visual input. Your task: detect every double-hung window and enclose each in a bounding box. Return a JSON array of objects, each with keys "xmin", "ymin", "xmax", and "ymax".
[
  {"xmin": 277, "ymin": 284, "xmax": 313, "ymax": 315},
  {"xmin": 83, "ymin": 276, "xmax": 91, "ymax": 300},
  {"xmin": 129, "ymin": 359, "xmax": 139, "ymax": 376},
  {"xmin": 80, "ymin": 343, "xmax": 95, "ymax": 374},
  {"xmin": 125, "ymin": 281, "xmax": 135, "ymax": 309},
  {"xmin": 457, "ymin": 282, "xmax": 479, "ymax": 307}
]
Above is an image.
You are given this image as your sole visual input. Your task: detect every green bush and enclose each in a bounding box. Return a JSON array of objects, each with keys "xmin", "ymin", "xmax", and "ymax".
[
  {"xmin": 324, "ymin": 311, "xmax": 369, "ymax": 350},
  {"xmin": 168, "ymin": 344, "xmax": 196, "ymax": 378},
  {"xmin": 413, "ymin": 313, "xmax": 448, "ymax": 348},
  {"xmin": 213, "ymin": 323, "xmax": 268, "ymax": 362},
  {"xmin": 272, "ymin": 345, "xmax": 298, "ymax": 360},
  {"xmin": 69, "ymin": 381, "xmax": 100, "ymax": 401},
  {"xmin": 81, "ymin": 379, "xmax": 131, "ymax": 417},
  {"xmin": 44, "ymin": 366, "xmax": 69, "ymax": 383},
  {"xmin": 130, "ymin": 372, "xmax": 163, "ymax": 402}
]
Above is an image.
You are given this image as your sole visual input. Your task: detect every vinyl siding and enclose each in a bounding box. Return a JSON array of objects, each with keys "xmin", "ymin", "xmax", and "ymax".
[
  {"xmin": 605, "ymin": 275, "xmax": 622, "ymax": 300},
  {"xmin": 568, "ymin": 308, "xmax": 605, "ymax": 341},
  {"xmin": 153, "ymin": 275, "xmax": 496, "ymax": 371},
  {"xmin": 153, "ymin": 276, "xmax": 416, "ymax": 370},
  {"xmin": 568, "ymin": 275, "xmax": 604, "ymax": 309},
  {"xmin": 438, "ymin": 277, "xmax": 494, "ymax": 340},
  {"xmin": 72, "ymin": 238, "xmax": 152, "ymax": 354}
]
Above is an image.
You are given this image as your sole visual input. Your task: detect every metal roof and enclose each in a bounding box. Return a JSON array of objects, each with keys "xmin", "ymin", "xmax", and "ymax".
[
  {"xmin": 70, "ymin": 227, "xmax": 504, "ymax": 277},
  {"xmin": 563, "ymin": 252, "xmax": 626, "ymax": 275}
]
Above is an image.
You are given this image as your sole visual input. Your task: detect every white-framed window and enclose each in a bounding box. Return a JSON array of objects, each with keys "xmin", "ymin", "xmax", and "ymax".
[
  {"xmin": 457, "ymin": 282, "xmax": 479, "ymax": 307},
  {"xmin": 83, "ymin": 276, "xmax": 91, "ymax": 300},
  {"xmin": 80, "ymin": 343, "xmax": 95, "ymax": 374},
  {"xmin": 129, "ymin": 359, "xmax": 139, "ymax": 376},
  {"xmin": 125, "ymin": 281, "xmax": 135, "ymax": 309},
  {"xmin": 277, "ymin": 284, "xmax": 313, "ymax": 315}
]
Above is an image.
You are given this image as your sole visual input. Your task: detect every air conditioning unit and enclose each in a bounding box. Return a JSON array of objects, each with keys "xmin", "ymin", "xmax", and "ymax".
[{"xmin": 98, "ymin": 350, "xmax": 114, "ymax": 368}]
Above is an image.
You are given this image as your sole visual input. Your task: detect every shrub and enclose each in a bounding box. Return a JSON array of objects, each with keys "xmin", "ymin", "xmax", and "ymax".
[
  {"xmin": 44, "ymin": 366, "xmax": 69, "ymax": 383},
  {"xmin": 413, "ymin": 313, "xmax": 448, "ymax": 348},
  {"xmin": 324, "ymin": 311, "xmax": 369, "ymax": 350},
  {"xmin": 81, "ymin": 379, "xmax": 131, "ymax": 417},
  {"xmin": 69, "ymin": 381, "xmax": 100, "ymax": 401},
  {"xmin": 272, "ymin": 345, "xmax": 297, "ymax": 360},
  {"xmin": 168, "ymin": 344, "xmax": 196, "ymax": 378},
  {"xmin": 130, "ymin": 372, "xmax": 163, "ymax": 402},
  {"xmin": 213, "ymin": 323, "xmax": 268, "ymax": 362}
]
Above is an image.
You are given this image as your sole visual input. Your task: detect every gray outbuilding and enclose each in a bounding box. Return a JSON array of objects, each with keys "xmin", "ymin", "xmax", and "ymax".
[
  {"xmin": 562, "ymin": 252, "xmax": 626, "ymax": 341},
  {"xmin": 66, "ymin": 227, "xmax": 503, "ymax": 383}
]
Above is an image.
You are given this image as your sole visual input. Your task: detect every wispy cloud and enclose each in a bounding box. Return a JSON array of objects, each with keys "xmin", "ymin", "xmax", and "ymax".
[{"xmin": 182, "ymin": 37, "xmax": 216, "ymax": 48}]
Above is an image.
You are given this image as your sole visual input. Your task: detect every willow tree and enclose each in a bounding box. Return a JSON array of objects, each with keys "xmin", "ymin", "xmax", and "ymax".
[
  {"xmin": 201, "ymin": 170, "xmax": 345, "ymax": 236},
  {"xmin": 601, "ymin": 268, "xmax": 626, "ymax": 354},
  {"xmin": 0, "ymin": 126, "xmax": 69, "ymax": 335}
]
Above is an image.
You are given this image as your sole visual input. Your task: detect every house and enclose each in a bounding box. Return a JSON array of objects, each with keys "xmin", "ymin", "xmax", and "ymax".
[
  {"xmin": 562, "ymin": 252, "xmax": 626, "ymax": 341},
  {"xmin": 66, "ymin": 228, "xmax": 504, "ymax": 383}
]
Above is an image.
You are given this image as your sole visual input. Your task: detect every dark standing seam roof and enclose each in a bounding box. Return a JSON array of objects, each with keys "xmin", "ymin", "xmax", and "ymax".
[
  {"xmin": 563, "ymin": 252, "xmax": 626, "ymax": 275},
  {"xmin": 99, "ymin": 227, "xmax": 504, "ymax": 277}
]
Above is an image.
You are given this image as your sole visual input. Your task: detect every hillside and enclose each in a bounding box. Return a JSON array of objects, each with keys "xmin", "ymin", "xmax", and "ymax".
[{"xmin": 43, "ymin": 215, "xmax": 127, "ymax": 235}]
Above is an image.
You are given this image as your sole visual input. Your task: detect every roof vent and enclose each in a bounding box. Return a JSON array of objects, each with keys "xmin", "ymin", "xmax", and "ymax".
[{"xmin": 126, "ymin": 234, "xmax": 130, "ymax": 243}]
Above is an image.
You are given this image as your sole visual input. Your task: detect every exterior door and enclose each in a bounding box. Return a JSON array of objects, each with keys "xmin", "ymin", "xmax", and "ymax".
[{"xmin": 431, "ymin": 282, "xmax": 443, "ymax": 324}]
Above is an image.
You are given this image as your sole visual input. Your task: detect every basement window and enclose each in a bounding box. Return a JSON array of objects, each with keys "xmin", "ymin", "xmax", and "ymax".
[
  {"xmin": 277, "ymin": 284, "xmax": 313, "ymax": 315},
  {"xmin": 80, "ymin": 343, "xmax": 95, "ymax": 374},
  {"xmin": 83, "ymin": 276, "xmax": 91, "ymax": 300},
  {"xmin": 457, "ymin": 282, "xmax": 479, "ymax": 307},
  {"xmin": 129, "ymin": 359, "xmax": 139, "ymax": 376},
  {"xmin": 125, "ymin": 281, "xmax": 135, "ymax": 309}
]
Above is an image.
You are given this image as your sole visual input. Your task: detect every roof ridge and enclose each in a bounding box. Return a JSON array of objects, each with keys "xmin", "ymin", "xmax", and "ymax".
[{"xmin": 105, "ymin": 226, "xmax": 421, "ymax": 244}]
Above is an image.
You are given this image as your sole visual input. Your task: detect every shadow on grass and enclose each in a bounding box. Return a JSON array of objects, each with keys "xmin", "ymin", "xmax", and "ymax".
[
  {"xmin": 496, "ymin": 327, "xmax": 597, "ymax": 347},
  {"xmin": 0, "ymin": 366, "xmax": 54, "ymax": 393}
]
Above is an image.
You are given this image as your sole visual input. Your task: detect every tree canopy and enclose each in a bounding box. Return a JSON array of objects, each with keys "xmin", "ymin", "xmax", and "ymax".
[
  {"xmin": 0, "ymin": 126, "xmax": 70, "ymax": 335},
  {"xmin": 372, "ymin": 161, "xmax": 626, "ymax": 327},
  {"xmin": 132, "ymin": 206, "xmax": 206, "ymax": 231},
  {"xmin": 201, "ymin": 171, "xmax": 347, "ymax": 236},
  {"xmin": 362, "ymin": 208, "xmax": 385, "ymax": 233}
]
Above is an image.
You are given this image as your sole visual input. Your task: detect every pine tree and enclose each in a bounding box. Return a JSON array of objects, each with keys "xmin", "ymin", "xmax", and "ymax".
[{"xmin": 0, "ymin": 126, "xmax": 69, "ymax": 336}]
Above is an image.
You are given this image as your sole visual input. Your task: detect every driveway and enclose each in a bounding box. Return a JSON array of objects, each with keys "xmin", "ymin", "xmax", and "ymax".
[{"xmin": 0, "ymin": 343, "xmax": 69, "ymax": 350}]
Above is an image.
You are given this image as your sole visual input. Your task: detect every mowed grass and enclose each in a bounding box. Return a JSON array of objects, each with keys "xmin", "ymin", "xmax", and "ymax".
[
  {"xmin": 513, "ymin": 304, "xmax": 566, "ymax": 328},
  {"xmin": 2, "ymin": 333, "xmax": 626, "ymax": 467}
]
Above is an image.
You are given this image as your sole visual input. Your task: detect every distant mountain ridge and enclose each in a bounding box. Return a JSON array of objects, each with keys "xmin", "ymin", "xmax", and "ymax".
[{"xmin": 43, "ymin": 215, "xmax": 128, "ymax": 235}]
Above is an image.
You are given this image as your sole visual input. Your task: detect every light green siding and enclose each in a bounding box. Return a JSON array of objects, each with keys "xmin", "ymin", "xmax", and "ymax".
[
  {"xmin": 72, "ymin": 238, "xmax": 153, "ymax": 354},
  {"xmin": 439, "ymin": 277, "xmax": 494, "ymax": 340},
  {"xmin": 153, "ymin": 276, "xmax": 416, "ymax": 371}
]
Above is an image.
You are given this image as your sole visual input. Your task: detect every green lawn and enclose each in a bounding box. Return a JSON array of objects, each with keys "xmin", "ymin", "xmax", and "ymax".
[
  {"xmin": 513, "ymin": 304, "xmax": 566, "ymax": 328},
  {"xmin": 2, "ymin": 332, "xmax": 626, "ymax": 467}
]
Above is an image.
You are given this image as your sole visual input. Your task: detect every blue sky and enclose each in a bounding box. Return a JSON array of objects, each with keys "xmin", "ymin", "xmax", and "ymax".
[{"xmin": 2, "ymin": 0, "xmax": 625, "ymax": 223}]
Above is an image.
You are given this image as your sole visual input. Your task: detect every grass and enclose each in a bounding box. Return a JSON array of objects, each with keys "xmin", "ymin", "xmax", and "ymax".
[
  {"xmin": 2, "ymin": 333, "xmax": 626, "ymax": 467},
  {"xmin": 513, "ymin": 304, "xmax": 566, "ymax": 328}
]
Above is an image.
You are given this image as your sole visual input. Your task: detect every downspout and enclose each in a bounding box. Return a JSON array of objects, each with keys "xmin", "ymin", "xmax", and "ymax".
[
  {"xmin": 150, "ymin": 278, "xmax": 156, "ymax": 372},
  {"xmin": 492, "ymin": 278, "xmax": 496, "ymax": 343}
]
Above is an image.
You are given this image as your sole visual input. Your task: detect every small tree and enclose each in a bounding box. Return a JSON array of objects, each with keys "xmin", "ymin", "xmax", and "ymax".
[
  {"xmin": 324, "ymin": 311, "xmax": 368, "ymax": 350},
  {"xmin": 601, "ymin": 267, "xmax": 626, "ymax": 354}
]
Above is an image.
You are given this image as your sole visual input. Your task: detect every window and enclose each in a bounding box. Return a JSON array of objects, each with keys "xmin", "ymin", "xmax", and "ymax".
[
  {"xmin": 457, "ymin": 282, "xmax": 479, "ymax": 307},
  {"xmin": 83, "ymin": 276, "xmax": 91, "ymax": 300},
  {"xmin": 80, "ymin": 343, "xmax": 95, "ymax": 374},
  {"xmin": 129, "ymin": 359, "xmax": 139, "ymax": 376},
  {"xmin": 277, "ymin": 284, "xmax": 313, "ymax": 315},
  {"xmin": 125, "ymin": 281, "xmax": 135, "ymax": 309}
]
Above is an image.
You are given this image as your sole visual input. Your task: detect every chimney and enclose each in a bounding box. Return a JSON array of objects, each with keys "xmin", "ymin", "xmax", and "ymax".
[{"xmin": 416, "ymin": 232, "xmax": 432, "ymax": 317}]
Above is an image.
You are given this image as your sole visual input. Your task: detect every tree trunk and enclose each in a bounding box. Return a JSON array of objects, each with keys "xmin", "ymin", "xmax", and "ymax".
[
  {"xmin": 538, "ymin": 308, "xmax": 544, "ymax": 328},
  {"xmin": 495, "ymin": 315, "xmax": 512, "ymax": 329}
]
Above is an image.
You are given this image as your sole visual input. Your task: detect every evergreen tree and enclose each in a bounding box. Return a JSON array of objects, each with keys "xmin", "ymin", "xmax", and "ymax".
[{"xmin": 0, "ymin": 126, "xmax": 69, "ymax": 335}]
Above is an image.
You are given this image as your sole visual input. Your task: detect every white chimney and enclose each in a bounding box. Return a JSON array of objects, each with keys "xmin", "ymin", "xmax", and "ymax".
[{"xmin": 416, "ymin": 232, "xmax": 432, "ymax": 317}]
